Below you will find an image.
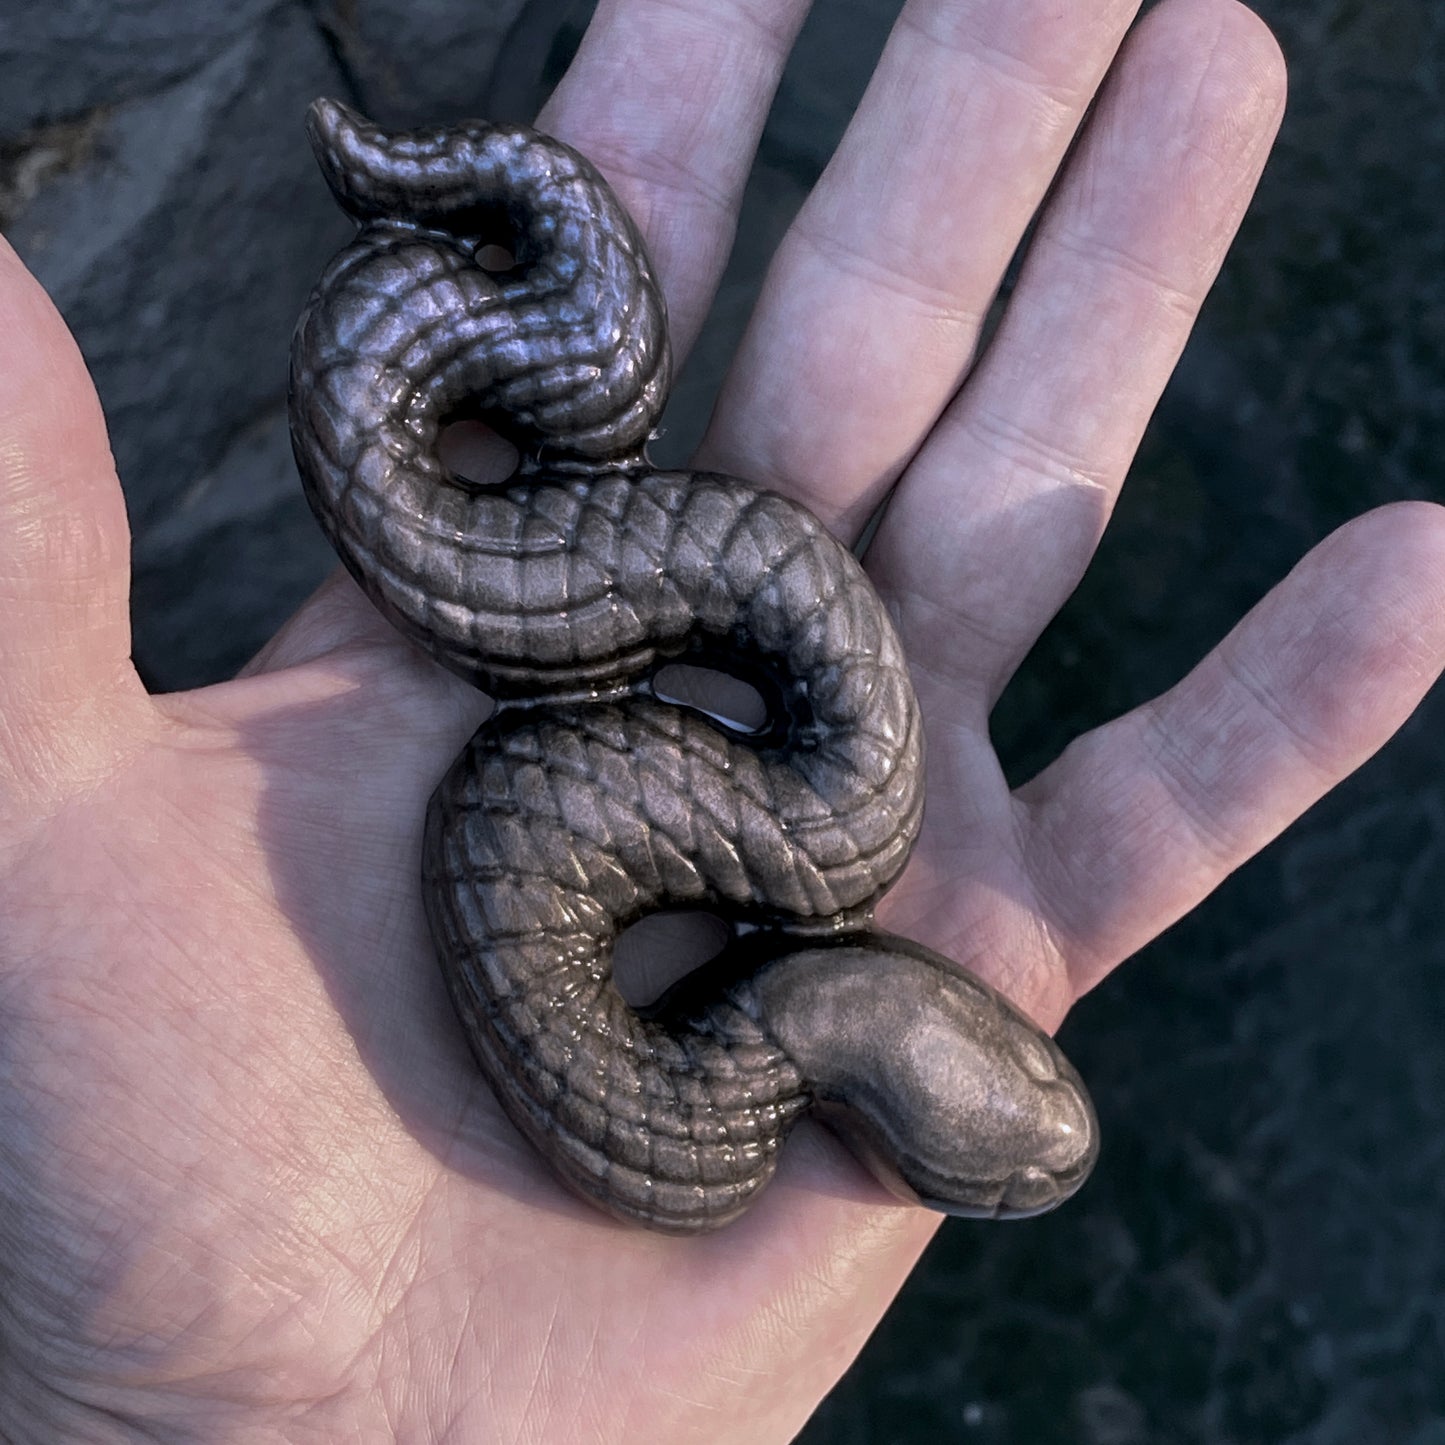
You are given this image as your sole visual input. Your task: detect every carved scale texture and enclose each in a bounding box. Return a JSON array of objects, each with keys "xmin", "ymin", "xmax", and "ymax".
[{"xmin": 289, "ymin": 101, "xmax": 1097, "ymax": 1231}]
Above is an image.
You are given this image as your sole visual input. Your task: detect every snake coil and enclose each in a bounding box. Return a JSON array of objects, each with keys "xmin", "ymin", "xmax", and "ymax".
[{"xmin": 289, "ymin": 99, "xmax": 1098, "ymax": 1232}]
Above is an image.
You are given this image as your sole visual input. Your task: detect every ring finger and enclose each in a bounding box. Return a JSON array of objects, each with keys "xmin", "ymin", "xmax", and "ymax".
[{"xmin": 867, "ymin": 0, "xmax": 1288, "ymax": 710}]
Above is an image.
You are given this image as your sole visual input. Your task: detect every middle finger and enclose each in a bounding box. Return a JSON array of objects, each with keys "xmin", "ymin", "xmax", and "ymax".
[{"xmin": 696, "ymin": 0, "xmax": 1143, "ymax": 539}]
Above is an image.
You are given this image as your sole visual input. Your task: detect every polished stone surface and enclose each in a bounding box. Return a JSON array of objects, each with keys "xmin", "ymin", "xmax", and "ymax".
[{"xmin": 289, "ymin": 100, "xmax": 1097, "ymax": 1230}]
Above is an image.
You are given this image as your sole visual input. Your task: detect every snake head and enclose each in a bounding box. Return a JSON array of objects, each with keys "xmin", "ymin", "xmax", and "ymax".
[{"xmin": 750, "ymin": 939, "xmax": 1098, "ymax": 1218}]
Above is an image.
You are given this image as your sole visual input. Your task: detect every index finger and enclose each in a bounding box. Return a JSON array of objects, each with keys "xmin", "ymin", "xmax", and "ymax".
[{"xmin": 540, "ymin": 0, "xmax": 814, "ymax": 362}]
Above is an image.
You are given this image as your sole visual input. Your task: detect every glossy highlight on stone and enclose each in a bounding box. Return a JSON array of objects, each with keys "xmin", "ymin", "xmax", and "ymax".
[{"xmin": 287, "ymin": 98, "xmax": 1098, "ymax": 1232}]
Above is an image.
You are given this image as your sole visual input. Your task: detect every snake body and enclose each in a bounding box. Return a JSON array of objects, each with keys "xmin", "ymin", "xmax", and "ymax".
[{"xmin": 289, "ymin": 99, "xmax": 1098, "ymax": 1232}]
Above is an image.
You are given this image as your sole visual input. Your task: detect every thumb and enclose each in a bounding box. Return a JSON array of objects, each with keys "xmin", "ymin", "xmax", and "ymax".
[{"xmin": 0, "ymin": 239, "xmax": 145, "ymax": 805}]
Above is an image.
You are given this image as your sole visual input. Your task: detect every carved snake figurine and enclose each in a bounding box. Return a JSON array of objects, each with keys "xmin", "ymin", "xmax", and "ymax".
[{"xmin": 288, "ymin": 99, "xmax": 1098, "ymax": 1233}]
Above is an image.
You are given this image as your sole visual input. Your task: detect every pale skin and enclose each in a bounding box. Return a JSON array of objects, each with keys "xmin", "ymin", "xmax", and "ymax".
[{"xmin": 1, "ymin": 0, "xmax": 1443, "ymax": 1439}]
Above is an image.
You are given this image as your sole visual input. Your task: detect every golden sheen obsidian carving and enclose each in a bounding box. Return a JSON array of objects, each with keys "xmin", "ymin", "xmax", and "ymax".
[{"xmin": 288, "ymin": 98, "xmax": 1098, "ymax": 1232}]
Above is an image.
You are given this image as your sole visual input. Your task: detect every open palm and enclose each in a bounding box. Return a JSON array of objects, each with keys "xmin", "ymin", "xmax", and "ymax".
[{"xmin": 3, "ymin": 0, "xmax": 1443, "ymax": 1440}]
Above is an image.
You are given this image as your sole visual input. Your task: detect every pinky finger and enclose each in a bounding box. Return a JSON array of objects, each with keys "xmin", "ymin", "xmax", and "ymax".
[{"xmin": 1016, "ymin": 502, "xmax": 1445, "ymax": 997}]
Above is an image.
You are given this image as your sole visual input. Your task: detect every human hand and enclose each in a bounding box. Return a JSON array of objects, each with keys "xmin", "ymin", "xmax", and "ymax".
[{"xmin": 2, "ymin": 0, "xmax": 1443, "ymax": 1441}]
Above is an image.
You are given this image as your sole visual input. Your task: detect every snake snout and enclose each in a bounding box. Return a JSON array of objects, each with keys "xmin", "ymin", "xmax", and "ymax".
[{"xmin": 976, "ymin": 1074, "xmax": 1099, "ymax": 1220}]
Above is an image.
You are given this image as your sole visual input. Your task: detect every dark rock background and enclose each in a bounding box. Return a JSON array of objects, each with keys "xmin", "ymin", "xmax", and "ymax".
[{"xmin": 4, "ymin": 1, "xmax": 1443, "ymax": 1440}]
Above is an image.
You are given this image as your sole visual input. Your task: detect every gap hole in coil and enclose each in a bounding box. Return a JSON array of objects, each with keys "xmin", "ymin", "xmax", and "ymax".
[
  {"xmin": 439, "ymin": 419, "xmax": 520, "ymax": 487},
  {"xmin": 476, "ymin": 242, "xmax": 517, "ymax": 272},
  {"xmin": 614, "ymin": 911, "xmax": 732, "ymax": 1009},
  {"xmin": 652, "ymin": 663, "xmax": 769, "ymax": 735}
]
